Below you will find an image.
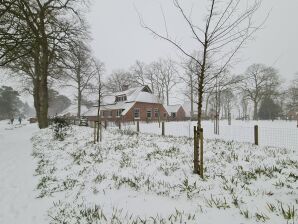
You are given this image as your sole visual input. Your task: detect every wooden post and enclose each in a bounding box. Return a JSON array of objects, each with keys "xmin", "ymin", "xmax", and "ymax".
[
  {"xmin": 119, "ymin": 121, "xmax": 121, "ymax": 130},
  {"xmin": 228, "ymin": 112, "xmax": 231, "ymax": 125},
  {"xmin": 193, "ymin": 126, "xmax": 199, "ymax": 174},
  {"xmin": 93, "ymin": 121, "xmax": 96, "ymax": 144},
  {"xmin": 137, "ymin": 121, "xmax": 140, "ymax": 132},
  {"xmin": 254, "ymin": 125, "xmax": 259, "ymax": 145},
  {"xmin": 104, "ymin": 120, "xmax": 107, "ymax": 129},
  {"xmin": 100, "ymin": 121, "xmax": 102, "ymax": 142},
  {"xmin": 162, "ymin": 122, "xmax": 165, "ymax": 136},
  {"xmin": 199, "ymin": 128, "xmax": 204, "ymax": 178}
]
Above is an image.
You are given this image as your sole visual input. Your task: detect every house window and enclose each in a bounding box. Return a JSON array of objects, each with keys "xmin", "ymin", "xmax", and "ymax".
[
  {"xmin": 115, "ymin": 95, "xmax": 127, "ymax": 102},
  {"xmin": 134, "ymin": 108, "xmax": 140, "ymax": 119},
  {"xmin": 171, "ymin": 112, "xmax": 176, "ymax": 118},
  {"xmin": 164, "ymin": 113, "xmax": 167, "ymax": 118},
  {"xmin": 154, "ymin": 109, "xmax": 159, "ymax": 118},
  {"xmin": 147, "ymin": 110, "xmax": 152, "ymax": 119},
  {"xmin": 116, "ymin": 109, "xmax": 122, "ymax": 117},
  {"xmin": 108, "ymin": 111, "xmax": 113, "ymax": 117}
]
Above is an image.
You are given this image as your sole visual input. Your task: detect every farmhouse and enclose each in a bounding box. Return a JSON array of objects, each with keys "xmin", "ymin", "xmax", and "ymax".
[
  {"xmin": 164, "ymin": 104, "xmax": 186, "ymax": 121},
  {"xmin": 84, "ymin": 86, "xmax": 168, "ymax": 124}
]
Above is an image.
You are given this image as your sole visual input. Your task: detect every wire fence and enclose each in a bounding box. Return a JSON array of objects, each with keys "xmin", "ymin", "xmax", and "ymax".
[{"xmin": 108, "ymin": 120, "xmax": 298, "ymax": 151}]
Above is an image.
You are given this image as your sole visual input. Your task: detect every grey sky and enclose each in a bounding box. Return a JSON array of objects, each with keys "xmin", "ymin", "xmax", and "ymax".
[
  {"xmin": 87, "ymin": 0, "xmax": 298, "ymax": 82},
  {"xmin": 1, "ymin": 0, "xmax": 298, "ymax": 106}
]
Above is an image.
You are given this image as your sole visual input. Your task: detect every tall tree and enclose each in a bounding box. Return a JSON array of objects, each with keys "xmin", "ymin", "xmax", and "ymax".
[
  {"xmin": 139, "ymin": 0, "xmax": 264, "ymax": 174},
  {"xmin": 61, "ymin": 41, "xmax": 95, "ymax": 117},
  {"xmin": 105, "ymin": 70, "xmax": 135, "ymax": 92},
  {"xmin": 240, "ymin": 64, "xmax": 280, "ymax": 120},
  {"xmin": 258, "ymin": 96, "xmax": 281, "ymax": 120},
  {"xmin": 0, "ymin": 0, "xmax": 88, "ymax": 128},
  {"xmin": 286, "ymin": 74, "xmax": 298, "ymax": 111},
  {"xmin": 0, "ymin": 86, "xmax": 21, "ymax": 119},
  {"xmin": 48, "ymin": 89, "xmax": 71, "ymax": 116}
]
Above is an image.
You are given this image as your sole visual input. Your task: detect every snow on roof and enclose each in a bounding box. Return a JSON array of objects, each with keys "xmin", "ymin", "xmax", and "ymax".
[
  {"xmin": 83, "ymin": 86, "xmax": 159, "ymax": 117},
  {"xmin": 83, "ymin": 107, "xmax": 98, "ymax": 117},
  {"xmin": 102, "ymin": 86, "xmax": 156, "ymax": 105},
  {"xmin": 182, "ymin": 101, "xmax": 198, "ymax": 117},
  {"xmin": 83, "ymin": 102, "xmax": 136, "ymax": 117},
  {"xmin": 59, "ymin": 104, "xmax": 89, "ymax": 117},
  {"xmin": 164, "ymin": 105, "xmax": 182, "ymax": 113}
]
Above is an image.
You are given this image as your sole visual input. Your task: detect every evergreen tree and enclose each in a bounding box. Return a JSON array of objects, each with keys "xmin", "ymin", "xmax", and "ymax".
[
  {"xmin": 258, "ymin": 97, "xmax": 281, "ymax": 120},
  {"xmin": 0, "ymin": 86, "xmax": 21, "ymax": 119}
]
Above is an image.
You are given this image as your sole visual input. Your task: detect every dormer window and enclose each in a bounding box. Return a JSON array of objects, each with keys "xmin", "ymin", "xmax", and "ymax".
[{"xmin": 115, "ymin": 94, "xmax": 127, "ymax": 102}]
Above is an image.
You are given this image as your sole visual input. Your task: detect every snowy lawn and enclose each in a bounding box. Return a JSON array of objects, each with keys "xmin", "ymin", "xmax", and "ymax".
[{"xmin": 32, "ymin": 125, "xmax": 297, "ymax": 224}]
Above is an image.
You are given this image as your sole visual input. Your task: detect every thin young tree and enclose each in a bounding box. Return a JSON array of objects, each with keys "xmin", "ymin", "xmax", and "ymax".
[{"xmin": 138, "ymin": 0, "xmax": 265, "ymax": 174}]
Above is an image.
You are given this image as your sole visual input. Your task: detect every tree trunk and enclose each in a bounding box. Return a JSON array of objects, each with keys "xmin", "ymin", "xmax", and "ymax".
[
  {"xmin": 253, "ymin": 101, "xmax": 258, "ymax": 120},
  {"xmin": 77, "ymin": 88, "xmax": 81, "ymax": 118},
  {"xmin": 166, "ymin": 87, "xmax": 169, "ymax": 106},
  {"xmin": 38, "ymin": 77, "xmax": 48, "ymax": 128},
  {"xmin": 190, "ymin": 74, "xmax": 194, "ymax": 120}
]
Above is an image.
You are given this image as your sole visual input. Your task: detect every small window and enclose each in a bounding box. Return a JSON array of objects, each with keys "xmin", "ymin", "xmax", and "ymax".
[
  {"xmin": 108, "ymin": 111, "xmax": 113, "ymax": 117},
  {"xmin": 116, "ymin": 109, "xmax": 122, "ymax": 117},
  {"xmin": 147, "ymin": 110, "xmax": 152, "ymax": 119},
  {"xmin": 134, "ymin": 108, "xmax": 140, "ymax": 119},
  {"xmin": 171, "ymin": 112, "xmax": 176, "ymax": 118},
  {"xmin": 116, "ymin": 95, "xmax": 127, "ymax": 102},
  {"xmin": 154, "ymin": 109, "xmax": 159, "ymax": 118},
  {"xmin": 164, "ymin": 113, "xmax": 167, "ymax": 118}
]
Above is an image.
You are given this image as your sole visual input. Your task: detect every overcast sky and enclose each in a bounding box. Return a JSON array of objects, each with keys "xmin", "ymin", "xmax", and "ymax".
[
  {"xmin": 87, "ymin": 0, "xmax": 298, "ymax": 82},
  {"xmin": 2, "ymin": 0, "xmax": 298, "ymax": 106}
]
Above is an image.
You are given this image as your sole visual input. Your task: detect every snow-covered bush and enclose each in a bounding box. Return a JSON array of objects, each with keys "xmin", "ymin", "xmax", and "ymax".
[{"xmin": 50, "ymin": 117, "xmax": 70, "ymax": 141}]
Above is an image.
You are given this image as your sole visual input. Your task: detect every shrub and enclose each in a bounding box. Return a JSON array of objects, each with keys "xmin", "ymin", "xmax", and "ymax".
[{"xmin": 50, "ymin": 117, "xmax": 70, "ymax": 141}]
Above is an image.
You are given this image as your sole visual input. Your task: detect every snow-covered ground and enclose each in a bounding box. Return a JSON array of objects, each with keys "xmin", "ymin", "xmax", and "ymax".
[
  {"xmin": 121, "ymin": 120, "xmax": 298, "ymax": 150},
  {"xmin": 32, "ymin": 125, "xmax": 298, "ymax": 224},
  {"xmin": 0, "ymin": 120, "xmax": 52, "ymax": 224}
]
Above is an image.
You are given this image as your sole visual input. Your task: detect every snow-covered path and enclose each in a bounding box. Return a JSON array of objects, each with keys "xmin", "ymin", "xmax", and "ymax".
[{"xmin": 0, "ymin": 121, "xmax": 51, "ymax": 224}]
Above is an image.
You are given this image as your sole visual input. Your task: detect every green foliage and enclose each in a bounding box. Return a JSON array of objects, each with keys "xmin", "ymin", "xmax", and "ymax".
[
  {"xmin": 258, "ymin": 97, "xmax": 282, "ymax": 120},
  {"xmin": 50, "ymin": 117, "xmax": 70, "ymax": 141},
  {"xmin": 0, "ymin": 86, "xmax": 22, "ymax": 119}
]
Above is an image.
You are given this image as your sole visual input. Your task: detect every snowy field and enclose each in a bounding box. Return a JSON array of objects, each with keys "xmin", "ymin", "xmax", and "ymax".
[
  {"xmin": 31, "ymin": 125, "xmax": 298, "ymax": 224},
  {"xmin": 120, "ymin": 120, "xmax": 298, "ymax": 151},
  {"xmin": 0, "ymin": 121, "xmax": 52, "ymax": 224}
]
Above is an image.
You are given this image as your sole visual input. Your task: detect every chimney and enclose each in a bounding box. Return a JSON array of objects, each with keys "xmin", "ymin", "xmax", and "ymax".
[{"xmin": 122, "ymin": 85, "xmax": 129, "ymax": 91}]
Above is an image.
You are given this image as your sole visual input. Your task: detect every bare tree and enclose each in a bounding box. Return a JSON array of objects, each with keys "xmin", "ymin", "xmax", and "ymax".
[
  {"xmin": 0, "ymin": 0, "xmax": 88, "ymax": 128},
  {"xmin": 159, "ymin": 58, "xmax": 178, "ymax": 106},
  {"xmin": 139, "ymin": 0, "xmax": 265, "ymax": 175},
  {"xmin": 139, "ymin": 0, "xmax": 264, "ymax": 128},
  {"xmin": 92, "ymin": 60, "xmax": 105, "ymax": 142},
  {"xmin": 240, "ymin": 64, "xmax": 280, "ymax": 120},
  {"xmin": 61, "ymin": 41, "xmax": 95, "ymax": 117},
  {"xmin": 130, "ymin": 60, "xmax": 147, "ymax": 86},
  {"xmin": 286, "ymin": 73, "xmax": 298, "ymax": 111},
  {"xmin": 105, "ymin": 70, "xmax": 135, "ymax": 92}
]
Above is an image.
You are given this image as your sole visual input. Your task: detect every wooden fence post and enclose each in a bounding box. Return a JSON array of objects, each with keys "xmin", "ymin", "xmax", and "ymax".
[
  {"xmin": 104, "ymin": 120, "xmax": 107, "ymax": 129},
  {"xmin": 119, "ymin": 121, "xmax": 121, "ymax": 130},
  {"xmin": 193, "ymin": 126, "xmax": 199, "ymax": 174},
  {"xmin": 137, "ymin": 121, "xmax": 140, "ymax": 132},
  {"xmin": 254, "ymin": 125, "xmax": 259, "ymax": 145},
  {"xmin": 199, "ymin": 128, "xmax": 204, "ymax": 178},
  {"xmin": 93, "ymin": 121, "xmax": 96, "ymax": 144},
  {"xmin": 162, "ymin": 122, "xmax": 165, "ymax": 136}
]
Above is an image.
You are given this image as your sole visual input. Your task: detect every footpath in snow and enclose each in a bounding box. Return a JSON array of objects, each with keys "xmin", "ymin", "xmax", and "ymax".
[{"xmin": 0, "ymin": 121, "xmax": 51, "ymax": 224}]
